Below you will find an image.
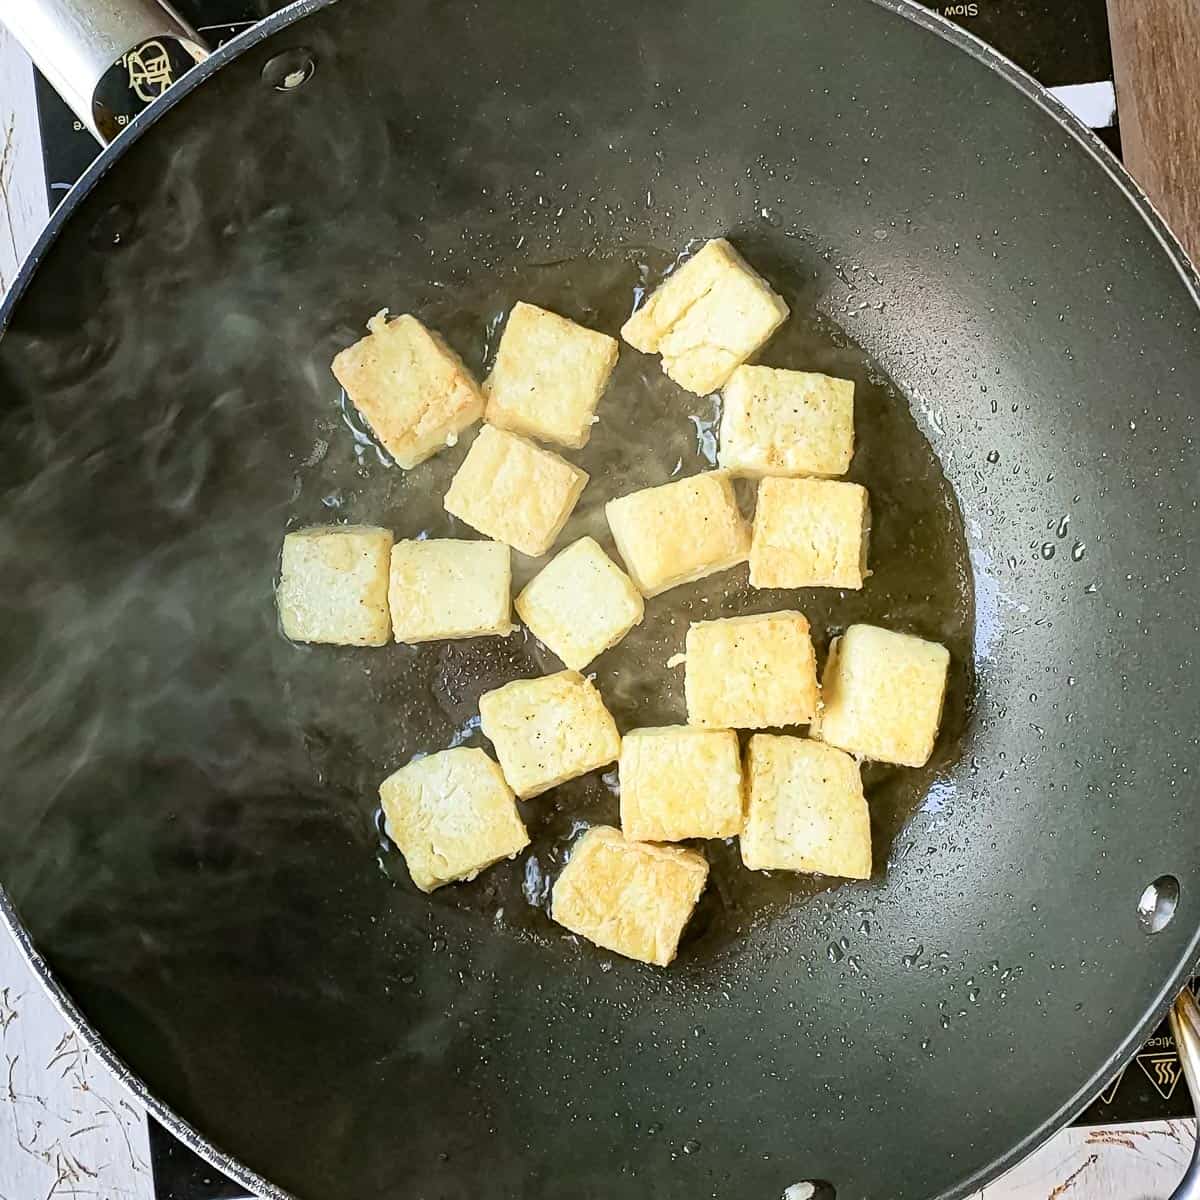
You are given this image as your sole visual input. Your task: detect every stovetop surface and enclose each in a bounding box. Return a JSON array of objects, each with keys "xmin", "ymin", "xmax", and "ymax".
[{"xmin": 30, "ymin": 3, "xmax": 1169, "ymax": 1197}]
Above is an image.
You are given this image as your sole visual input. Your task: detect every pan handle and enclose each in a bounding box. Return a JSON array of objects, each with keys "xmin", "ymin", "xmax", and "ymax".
[
  {"xmin": 0, "ymin": 0, "xmax": 208, "ymax": 144},
  {"xmin": 1168, "ymin": 988, "xmax": 1200, "ymax": 1200}
]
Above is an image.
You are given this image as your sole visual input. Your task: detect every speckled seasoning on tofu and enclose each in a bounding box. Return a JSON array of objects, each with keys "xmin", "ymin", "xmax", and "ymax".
[
  {"xmin": 718, "ymin": 365, "xmax": 855, "ymax": 478},
  {"xmin": 379, "ymin": 747, "xmax": 529, "ymax": 892},
  {"xmin": 485, "ymin": 302, "xmax": 619, "ymax": 449},
  {"xmin": 331, "ymin": 313, "xmax": 484, "ymax": 469},
  {"xmin": 604, "ymin": 470, "xmax": 749, "ymax": 597},
  {"xmin": 443, "ymin": 425, "xmax": 589, "ymax": 558},
  {"xmin": 619, "ymin": 726, "xmax": 743, "ymax": 842},
  {"xmin": 515, "ymin": 536, "xmax": 644, "ymax": 670},
  {"xmin": 740, "ymin": 735, "xmax": 871, "ymax": 879},
  {"xmin": 750, "ymin": 477, "xmax": 870, "ymax": 589},
  {"xmin": 620, "ymin": 239, "xmax": 789, "ymax": 394},
  {"xmin": 478, "ymin": 670, "xmax": 621, "ymax": 799},
  {"xmin": 685, "ymin": 610, "xmax": 819, "ymax": 728},
  {"xmin": 276, "ymin": 525, "xmax": 393, "ymax": 646},
  {"xmin": 388, "ymin": 538, "xmax": 512, "ymax": 643},
  {"xmin": 812, "ymin": 624, "xmax": 950, "ymax": 767},
  {"xmin": 551, "ymin": 826, "xmax": 709, "ymax": 966}
]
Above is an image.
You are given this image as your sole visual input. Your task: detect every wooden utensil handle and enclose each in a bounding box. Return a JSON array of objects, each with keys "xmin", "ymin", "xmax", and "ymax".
[{"xmin": 1107, "ymin": 0, "xmax": 1200, "ymax": 264}]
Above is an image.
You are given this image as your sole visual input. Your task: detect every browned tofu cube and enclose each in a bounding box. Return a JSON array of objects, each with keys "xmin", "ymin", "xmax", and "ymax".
[
  {"xmin": 685, "ymin": 611, "xmax": 819, "ymax": 728},
  {"xmin": 619, "ymin": 726, "xmax": 743, "ymax": 842},
  {"xmin": 740, "ymin": 735, "xmax": 871, "ymax": 878},
  {"xmin": 813, "ymin": 624, "xmax": 950, "ymax": 767},
  {"xmin": 485, "ymin": 302, "xmax": 619, "ymax": 448},
  {"xmin": 750, "ymin": 477, "xmax": 870, "ymax": 589},
  {"xmin": 443, "ymin": 425, "xmax": 589, "ymax": 557},
  {"xmin": 331, "ymin": 313, "xmax": 484, "ymax": 469},
  {"xmin": 551, "ymin": 826, "xmax": 709, "ymax": 966},
  {"xmin": 379, "ymin": 747, "xmax": 529, "ymax": 892}
]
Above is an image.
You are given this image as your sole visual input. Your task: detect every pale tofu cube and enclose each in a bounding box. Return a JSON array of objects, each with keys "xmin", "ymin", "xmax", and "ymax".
[
  {"xmin": 479, "ymin": 670, "xmax": 620, "ymax": 799},
  {"xmin": 276, "ymin": 525, "xmax": 393, "ymax": 646},
  {"xmin": 388, "ymin": 539, "xmax": 512, "ymax": 643},
  {"xmin": 515, "ymin": 537, "xmax": 644, "ymax": 670},
  {"xmin": 750, "ymin": 477, "xmax": 870, "ymax": 590},
  {"xmin": 443, "ymin": 425, "xmax": 589, "ymax": 557},
  {"xmin": 620, "ymin": 239, "xmax": 789, "ymax": 394},
  {"xmin": 619, "ymin": 727, "xmax": 742, "ymax": 842},
  {"xmin": 740, "ymin": 735, "xmax": 871, "ymax": 878},
  {"xmin": 605, "ymin": 471, "xmax": 749, "ymax": 598},
  {"xmin": 331, "ymin": 314, "xmax": 484, "ymax": 469},
  {"xmin": 484, "ymin": 302, "xmax": 619, "ymax": 449},
  {"xmin": 379, "ymin": 747, "xmax": 529, "ymax": 893},
  {"xmin": 813, "ymin": 624, "xmax": 950, "ymax": 767},
  {"xmin": 718, "ymin": 365, "xmax": 855, "ymax": 478},
  {"xmin": 551, "ymin": 826, "xmax": 709, "ymax": 966},
  {"xmin": 685, "ymin": 611, "xmax": 818, "ymax": 729}
]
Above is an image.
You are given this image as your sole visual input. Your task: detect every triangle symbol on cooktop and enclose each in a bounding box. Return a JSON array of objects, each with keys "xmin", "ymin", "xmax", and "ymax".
[
  {"xmin": 1136, "ymin": 1051, "xmax": 1184, "ymax": 1100},
  {"xmin": 1097, "ymin": 1065, "xmax": 1126, "ymax": 1106}
]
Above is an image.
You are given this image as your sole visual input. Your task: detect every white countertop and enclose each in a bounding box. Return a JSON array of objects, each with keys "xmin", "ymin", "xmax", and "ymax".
[{"xmin": 0, "ymin": 24, "xmax": 1193, "ymax": 1200}]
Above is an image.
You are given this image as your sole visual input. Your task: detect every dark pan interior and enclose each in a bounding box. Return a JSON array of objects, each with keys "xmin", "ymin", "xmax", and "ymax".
[{"xmin": 0, "ymin": 1, "xmax": 1197, "ymax": 1198}]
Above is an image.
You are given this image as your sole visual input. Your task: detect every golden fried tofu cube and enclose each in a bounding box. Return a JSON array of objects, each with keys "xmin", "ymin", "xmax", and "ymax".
[
  {"xmin": 685, "ymin": 611, "xmax": 818, "ymax": 728},
  {"xmin": 750, "ymin": 477, "xmax": 870, "ymax": 590},
  {"xmin": 605, "ymin": 471, "xmax": 749, "ymax": 598},
  {"xmin": 740, "ymin": 735, "xmax": 871, "ymax": 878},
  {"xmin": 331, "ymin": 313, "xmax": 484, "ymax": 469},
  {"xmin": 379, "ymin": 747, "xmax": 529, "ymax": 893},
  {"xmin": 388, "ymin": 539, "xmax": 512, "ymax": 643},
  {"xmin": 551, "ymin": 826, "xmax": 709, "ymax": 966},
  {"xmin": 515, "ymin": 537, "xmax": 644, "ymax": 670},
  {"xmin": 619, "ymin": 727, "xmax": 742, "ymax": 842},
  {"xmin": 479, "ymin": 670, "xmax": 620, "ymax": 799},
  {"xmin": 718, "ymin": 365, "xmax": 855, "ymax": 478},
  {"xmin": 620, "ymin": 239, "xmax": 789, "ymax": 394},
  {"xmin": 443, "ymin": 425, "xmax": 589, "ymax": 557},
  {"xmin": 277, "ymin": 525, "xmax": 393, "ymax": 646},
  {"xmin": 484, "ymin": 302, "xmax": 619, "ymax": 449},
  {"xmin": 813, "ymin": 624, "xmax": 950, "ymax": 767}
]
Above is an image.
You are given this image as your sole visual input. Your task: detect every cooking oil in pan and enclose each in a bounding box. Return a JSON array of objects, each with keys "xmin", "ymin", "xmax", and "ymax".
[{"xmin": 283, "ymin": 248, "xmax": 975, "ymax": 959}]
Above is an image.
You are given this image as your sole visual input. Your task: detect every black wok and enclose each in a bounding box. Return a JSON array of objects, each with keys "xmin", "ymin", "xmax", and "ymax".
[{"xmin": 0, "ymin": 1, "xmax": 1197, "ymax": 1198}]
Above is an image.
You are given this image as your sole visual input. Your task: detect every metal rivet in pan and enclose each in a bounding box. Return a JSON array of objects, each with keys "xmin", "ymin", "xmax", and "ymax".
[
  {"xmin": 1137, "ymin": 875, "xmax": 1180, "ymax": 934},
  {"xmin": 261, "ymin": 48, "xmax": 316, "ymax": 92},
  {"xmin": 783, "ymin": 1184, "xmax": 836, "ymax": 1200}
]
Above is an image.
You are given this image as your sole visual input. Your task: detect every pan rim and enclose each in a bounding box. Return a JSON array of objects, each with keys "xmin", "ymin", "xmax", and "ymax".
[{"xmin": 0, "ymin": 1, "xmax": 1196, "ymax": 1198}]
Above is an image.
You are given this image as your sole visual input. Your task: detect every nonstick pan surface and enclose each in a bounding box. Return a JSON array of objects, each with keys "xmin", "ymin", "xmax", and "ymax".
[{"xmin": 0, "ymin": 1, "xmax": 1197, "ymax": 1198}]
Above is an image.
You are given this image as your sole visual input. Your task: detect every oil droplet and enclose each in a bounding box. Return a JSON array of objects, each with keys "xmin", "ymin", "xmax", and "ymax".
[
  {"xmin": 986, "ymin": 449, "xmax": 1000, "ymax": 463},
  {"xmin": 683, "ymin": 1139, "xmax": 701, "ymax": 1155},
  {"xmin": 1071, "ymin": 541, "xmax": 1086, "ymax": 561},
  {"xmin": 968, "ymin": 987, "xmax": 981, "ymax": 1003},
  {"xmin": 1040, "ymin": 542, "xmax": 1055, "ymax": 560},
  {"xmin": 827, "ymin": 941, "xmax": 845, "ymax": 963},
  {"xmin": 902, "ymin": 944, "xmax": 924, "ymax": 968},
  {"xmin": 1084, "ymin": 581, "xmax": 1099, "ymax": 595},
  {"xmin": 1056, "ymin": 515, "xmax": 1070, "ymax": 537}
]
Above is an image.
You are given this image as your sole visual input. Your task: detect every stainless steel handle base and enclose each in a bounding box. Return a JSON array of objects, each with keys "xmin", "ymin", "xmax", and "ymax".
[
  {"xmin": 0, "ymin": 0, "xmax": 208, "ymax": 144},
  {"xmin": 1168, "ymin": 989, "xmax": 1200, "ymax": 1200}
]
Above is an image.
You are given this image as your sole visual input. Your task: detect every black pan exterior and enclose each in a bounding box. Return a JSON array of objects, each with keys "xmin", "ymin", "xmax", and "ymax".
[{"xmin": 0, "ymin": 2, "xmax": 1197, "ymax": 1199}]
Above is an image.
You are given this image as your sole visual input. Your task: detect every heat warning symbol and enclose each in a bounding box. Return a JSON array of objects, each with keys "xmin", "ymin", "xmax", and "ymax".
[{"xmin": 1135, "ymin": 1051, "xmax": 1183, "ymax": 1100}]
